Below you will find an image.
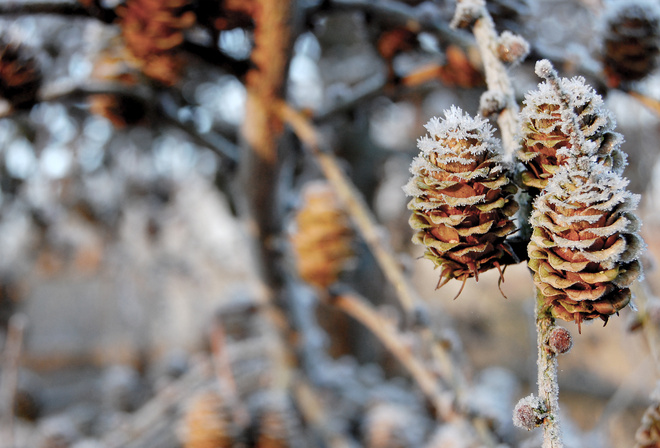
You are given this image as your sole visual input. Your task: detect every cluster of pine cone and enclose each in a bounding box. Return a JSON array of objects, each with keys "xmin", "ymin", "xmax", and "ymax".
[{"xmin": 405, "ymin": 61, "xmax": 644, "ymax": 330}]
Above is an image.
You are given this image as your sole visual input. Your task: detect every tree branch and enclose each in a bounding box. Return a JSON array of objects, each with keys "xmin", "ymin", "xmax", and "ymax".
[{"xmin": 536, "ymin": 294, "xmax": 564, "ymax": 448}]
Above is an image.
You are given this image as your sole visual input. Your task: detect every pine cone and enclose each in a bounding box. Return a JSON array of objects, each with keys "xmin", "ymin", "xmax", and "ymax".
[
  {"xmin": 602, "ymin": 1, "xmax": 660, "ymax": 87},
  {"xmin": 404, "ymin": 107, "xmax": 518, "ymax": 294},
  {"xmin": 528, "ymin": 158, "xmax": 644, "ymax": 330},
  {"xmin": 517, "ymin": 75, "xmax": 626, "ymax": 196},
  {"xmin": 249, "ymin": 391, "xmax": 304, "ymax": 448},
  {"xmin": 181, "ymin": 389, "xmax": 240, "ymax": 448},
  {"xmin": 290, "ymin": 181, "xmax": 354, "ymax": 289},
  {"xmin": 116, "ymin": 0, "xmax": 196, "ymax": 86},
  {"xmin": 0, "ymin": 40, "xmax": 41, "ymax": 109},
  {"xmin": 636, "ymin": 395, "xmax": 660, "ymax": 448}
]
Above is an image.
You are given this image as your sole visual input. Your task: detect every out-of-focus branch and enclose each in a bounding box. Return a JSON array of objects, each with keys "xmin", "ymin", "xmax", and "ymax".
[
  {"xmin": 0, "ymin": 1, "xmax": 86, "ymax": 17},
  {"xmin": 293, "ymin": 377, "xmax": 354, "ymax": 448},
  {"xmin": 330, "ymin": 291, "xmax": 454, "ymax": 419},
  {"xmin": 625, "ymin": 89, "xmax": 660, "ymax": 119},
  {"xmin": 319, "ymin": 0, "xmax": 474, "ymax": 48},
  {"xmin": 0, "ymin": 314, "xmax": 27, "ymax": 448},
  {"xmin": 462, "ymin": 1, "xmax": 520, "ymax": 158},
  {"xmin": 275, "ymin": 99, "xmax": 423, "ymax": 320},
  {"xmin": 236, "ymin": 0, "xmax": 297, "ymax": 290},
  {"xmin": 6, "ymin": 80, "xmax": 241, "ymax": 165},
  {"xmin": 101, "ymin": 359, "xmax": 211, "ymax": 448}
]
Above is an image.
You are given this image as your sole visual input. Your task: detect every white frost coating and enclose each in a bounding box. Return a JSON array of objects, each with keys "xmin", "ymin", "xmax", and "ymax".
[
  {"xmin": 450, "ymin": 0, "xmax": 486, "ymax": 28},
  {"xmin": 497, "ymin": 31, "xmax": 530, "ymax": 65},
  {"xmin": 422, "ymin": 106, "xmax": 496, "ymax": 146},
  {"xmin": 534, "ymin": 59, "xmax": 556, "ymax": 80},
  {"xmin": 513, "ymin": 394, "xmax": 547, "ymax": 430}
]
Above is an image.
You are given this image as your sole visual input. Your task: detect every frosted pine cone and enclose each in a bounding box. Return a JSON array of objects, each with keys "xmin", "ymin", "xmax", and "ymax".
[
  {"xmin": 180, "ymin": 389, "xmax": 240, "ymax": 448},
  {"xmin": 116, "ymin": 0, "xmax": 196, "ymax": 86},
  {"xmin": 602, "ymin": 1, "xmax": 660, "ymax": 87},
  {"xmin": 528, "ymin": 158, "xmax": 644, "ymax": 330},
  {"xmin": 404, "ymin": 107, "xmax": 518, "ymax": 294},
  {"xmin": 0, "ymin": 40, "xmax": 41, "ymax": 109},
  {"xmin": 517, "ymin": 75, "xmax": 626, "ymax": 195},
  {"xmin": 290, "ymin": 181, "xmax": 354, "ymax": 289}
]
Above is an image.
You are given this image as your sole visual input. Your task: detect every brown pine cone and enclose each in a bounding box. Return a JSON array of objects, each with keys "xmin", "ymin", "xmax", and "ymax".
[
  {"xmin": 290, "ymin": 181, "xmax": 354, "ymax": 289},
  {"xmin": 181, "ymin": 389, "xmax": 240, "ymax": 448},
  {"xmin": 250, "ymin": 391, "xmax": 304, "ymax": 448},
  {"xmin": 0, "ymin": 40, "xmax": 41, "ymax": 109},
  {"xmin": 528, "ymin": 158, "xmax": 644, "ymax": 330},
  {"xmin": 602, "ymin": 1, "xmax": 660, "ymax": 87},
  {"xmin": 116, "ymin": 0, "xmax": 196, "ymax": 86},
  {"xmin": 517, "ymin": 75, "xmax": 626, "ymax": 196},
  {"xmin": 404, "ymin": 107, "xmax": 518, "ymax": 295}
]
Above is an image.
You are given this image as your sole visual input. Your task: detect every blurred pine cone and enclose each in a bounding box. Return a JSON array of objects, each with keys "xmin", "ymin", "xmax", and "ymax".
[
  {"xmin": 116, "ymin": 0, "xmax": 196, "ymax": 86},
  {"xmin": 528, "ymin": 158, "xmax": 644, "ymax": 330},
  {"xmin": 636, "ymin": 397, "xmax": 660, "ymax": 448},
  {"xmin": 249, "ymin": 391, "xmax": 304, "ymax": 448},
  {"xmin": 517, "ymin": 75, "xmax": 626, "ymax": 196},
  {"xmin": 0, "ymin": 40, "xmax": 41, "ymax": 109},
  {"xmin": 181, "ymin": 389, "xmax": 240, "ymax": 448},
  {"xmin": 602, "ymin": 1, "xmax": 660, "ymax": 87},
  {"xmin": 404, "ymin": 107, "xmax": 518, "ymax": 293},
  {"xmin": 290, "ymin": 181, "xmax": 354, "ymax": 289}
]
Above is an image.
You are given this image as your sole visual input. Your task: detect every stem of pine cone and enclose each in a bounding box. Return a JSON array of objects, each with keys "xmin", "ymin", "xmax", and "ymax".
[{"xmin": 536, "ymin": 291, "xmax": 564, "ymax": 448}]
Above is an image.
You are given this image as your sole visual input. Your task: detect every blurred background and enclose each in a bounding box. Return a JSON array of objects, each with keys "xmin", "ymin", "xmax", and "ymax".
[{"xmin": 0, "ymin": 0, "xmax": 659, "ymax": 447}]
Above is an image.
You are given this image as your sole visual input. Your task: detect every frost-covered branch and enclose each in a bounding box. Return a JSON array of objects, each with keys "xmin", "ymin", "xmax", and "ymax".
[
  {"xmin": 535, "ymin": 304, "xmax": 564, "ymax": 448},
  {"xmin": 451, "ymin": 0, "xmax": 523, "ymax": 159}
]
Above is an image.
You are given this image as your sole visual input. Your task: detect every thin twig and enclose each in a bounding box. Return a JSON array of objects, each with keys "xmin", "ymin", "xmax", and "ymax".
[
  {"xmin": 322, "ymin": 0, "xmax": 474, "ymax": 48},
  {"xmin": 462, "ymin": 1, "xmax": 520, "ymax": 158},
  {"xmin": 0, "ymin": 314, "xmax": 27, "ymax": 448},
  {"xmin": 275, "ymin": 99, "xmax": 422, "ymax": 319},
  {"xmin": 292, "ymin": 376, "xmax": 354, "ymax": 448},
  {"xmin": 535, "ymin": 295, "xmax": 564, "ymax": 448},
  {"xmin": 330, "ymin": 291, "xmax": 453, "ymax": 419},
  {"xmin": 625, "ymin": 89, "xmax": 660, "ymax": 119},
  {"xmin": 101, "ymin": 358, "xmax": 211, "ymax": 448}
]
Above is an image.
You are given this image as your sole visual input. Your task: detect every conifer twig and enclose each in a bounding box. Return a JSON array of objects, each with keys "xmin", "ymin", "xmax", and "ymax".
[
  {"xmin": 453, "ymin": 0, "xmax": 520, "ymax": 158},
  {"xmin": 535, "ymin": 298, "xmax": 564, "ymax": 448}
]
